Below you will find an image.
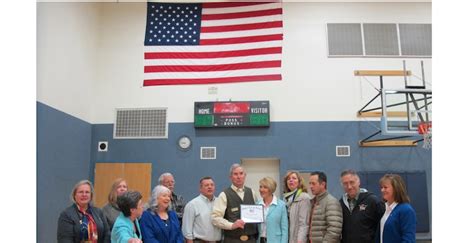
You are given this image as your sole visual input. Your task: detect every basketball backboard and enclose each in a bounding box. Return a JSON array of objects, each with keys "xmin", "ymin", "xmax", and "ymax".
[{"xmin": 380, "ymin": 88, "xmax": 432, "ymax": 136}]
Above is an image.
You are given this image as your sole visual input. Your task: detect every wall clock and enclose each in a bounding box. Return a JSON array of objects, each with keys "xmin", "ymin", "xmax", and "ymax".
[{"xmin": 177, "ymin": 135, "xmax": 192, "ymax": 151}]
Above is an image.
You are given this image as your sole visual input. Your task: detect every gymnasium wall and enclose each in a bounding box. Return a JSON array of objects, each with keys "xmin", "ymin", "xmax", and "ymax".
[
  {"xmin": 37, "ymin": 2, "xmax": 432, "ymax": 242},
  {"xmin": 37, "ymin": 2, "xmax": 100, "ymax": 122},
  {"xmin": 38, "ymin": 2, "xmax": 432, "ymax": 124},
  {"xmin": 37, "ymin": 102, "xmax": 92, "ymax": 243}
]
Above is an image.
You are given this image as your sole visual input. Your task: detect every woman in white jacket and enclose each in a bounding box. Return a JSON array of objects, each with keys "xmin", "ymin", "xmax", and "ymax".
[{"xmin": 283, "ymin": 171, "xmax": 312, "ymax": 243}]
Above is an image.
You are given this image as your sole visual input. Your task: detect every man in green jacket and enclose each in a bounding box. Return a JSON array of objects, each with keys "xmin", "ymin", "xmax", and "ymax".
[{"xmin": 308, "ymin": 171, "xmax": 343, "ymax": 243}]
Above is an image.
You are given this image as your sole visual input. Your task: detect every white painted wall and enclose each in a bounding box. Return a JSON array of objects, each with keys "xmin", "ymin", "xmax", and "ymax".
[
  {"xmin": 37, "ymin": 2, "xmax": 431, "ymax": 124},
  {"xmin": 37, "ymin": 3, "xmax": 100, "ymax": 122}
]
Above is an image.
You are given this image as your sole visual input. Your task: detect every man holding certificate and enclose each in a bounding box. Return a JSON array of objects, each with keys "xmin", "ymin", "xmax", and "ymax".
[{"xmin": 212, "ymin": 164, "xmax": 259, "ymax": 242}]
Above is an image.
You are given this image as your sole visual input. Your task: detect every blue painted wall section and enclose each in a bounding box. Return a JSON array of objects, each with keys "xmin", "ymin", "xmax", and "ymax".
[
  {"xmin": 37, "ymin": 102, "xmax": 432, "ymax": 241},
  {"xmin": 90, "ymin": 121, "xmax": 431, "ymax": 228},
  {"xmin": 37, "ymin": 102, "xmax": 92, "ymax": 243}
]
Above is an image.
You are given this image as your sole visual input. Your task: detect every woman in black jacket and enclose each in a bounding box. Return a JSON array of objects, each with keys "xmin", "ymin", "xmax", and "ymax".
[{"xmin": 57, "ymin": 180, "xmax": 110, "ymax": 243}]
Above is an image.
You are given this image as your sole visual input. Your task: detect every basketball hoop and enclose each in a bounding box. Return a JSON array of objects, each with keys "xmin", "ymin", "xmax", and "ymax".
[{"xmin": 417, "ymin": 121, "xmax": 432, "ymax": 149}]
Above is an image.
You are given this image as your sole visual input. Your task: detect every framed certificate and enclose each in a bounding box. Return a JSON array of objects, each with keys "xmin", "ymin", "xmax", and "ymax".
[{"xmin": 240, "ymin": 204, "xmax": 264, "ymax": 223}]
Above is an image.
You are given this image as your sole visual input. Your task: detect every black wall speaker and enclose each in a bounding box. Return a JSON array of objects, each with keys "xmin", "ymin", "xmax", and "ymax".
[{"xmin": 98, "ymin": 141, "xmax": 108, "ymax": 152}]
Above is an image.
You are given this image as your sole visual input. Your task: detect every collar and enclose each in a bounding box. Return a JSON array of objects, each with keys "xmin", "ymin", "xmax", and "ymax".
[
  {"xmin": 199, "ymin": 193, "xmax": 215, "ymax": 202},
  {"xmin": 343, "ymin": 188, "xmax": 362, "ymax": 202},
  {"xmin": 385, "ymin": 201, "xmax": 398, "ymax": 212},
  {"xmin": 258, "ymin": 194, "xmax": 278, "ymax": 206},
  {"xmin": 76, "ymin": 203, "xmax": 91, "ymax": 213},
  {"xmin": 313, "ymin": 190, "xmax": 328, "ymax": 202},
  {"xmin": 231, "ymin": 184, "xmax": 245, "ymax": 192},
  {"xmin": 284, "ymin": 188, "xmax": 302, "ymax": 199}
]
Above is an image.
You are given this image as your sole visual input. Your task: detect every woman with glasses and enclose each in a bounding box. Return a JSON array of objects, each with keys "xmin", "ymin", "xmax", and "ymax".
[{"xmin": 57, "ymin": 180, "xmax": 110, "ymax": 243}]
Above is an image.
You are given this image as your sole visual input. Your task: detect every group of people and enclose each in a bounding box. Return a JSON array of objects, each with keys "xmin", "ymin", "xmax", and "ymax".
[{"xmin": 57, "ymin": 164, "xmax": 417, "ymax": 243}]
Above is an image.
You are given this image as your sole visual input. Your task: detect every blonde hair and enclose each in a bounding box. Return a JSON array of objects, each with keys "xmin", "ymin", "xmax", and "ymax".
[
  {"xmin": 283, "ymin": 171, "xmax": 307, "ymax": 193},
  {"xmin": 70, "ymin": 180, "xmax": 94, "ymax": 204},
  {"xmin": 379, "ymin": 174, "xmax": 410, "ymax": 203},
  {"xmin": 259, "ymin": 177, "xmax": 277, "ymax": 193},
  {"xmin": 108, "ymin": 178, "xmax": 127, "ymax": 205}
]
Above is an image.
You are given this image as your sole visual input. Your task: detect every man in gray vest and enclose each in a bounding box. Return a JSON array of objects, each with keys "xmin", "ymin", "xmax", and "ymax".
[{"xmin": 212, "ymin": 163, "xmax": 259, "ymax": 242}]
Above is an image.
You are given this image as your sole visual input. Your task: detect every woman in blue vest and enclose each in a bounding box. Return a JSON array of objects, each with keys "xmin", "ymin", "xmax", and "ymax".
[
  {"xmin": 377, "ymin": 174, "xmax": 416, "ymax": 243},
  {"xmin": 257, "ymin": 177, "xmax": 288, "ymax": 243},
  {"xmin": 111, "ymin": 190, "xmax": 144, "ymax": 243},
  {"xmin": 140, "ymin": 185, "xmax": 184, "ymax": 243}
]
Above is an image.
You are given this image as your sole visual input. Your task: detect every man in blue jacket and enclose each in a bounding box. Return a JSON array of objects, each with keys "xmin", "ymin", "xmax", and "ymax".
[{"xmin": 339, "ymin": 170, "xmax": 385, "ymax": 243}]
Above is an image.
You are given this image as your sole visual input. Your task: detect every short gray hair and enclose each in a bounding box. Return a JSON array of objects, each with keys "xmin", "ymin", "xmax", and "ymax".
[
  {"xmin": 229, "ymin": 163, "xmax": 245, "ymax": 176},
  {"xmin": 70, "ymin": 180, "xmax": 94, "ymax": 204},
  {"xmin": 340, "ymin": 169, "xmax": 359, "ymax": 178},
  {"xmin": 158, "ymin": 172, "xmax": 174, "ymax": 184},
  {"xmin": 148, "ymin": 185, "xmax": 171, "ymax": 211}
]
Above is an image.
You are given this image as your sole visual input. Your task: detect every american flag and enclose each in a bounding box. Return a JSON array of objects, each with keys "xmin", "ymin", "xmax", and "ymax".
[{"xmin": 143, "ymin": 2, "xmax": 283, "ymax": 86}]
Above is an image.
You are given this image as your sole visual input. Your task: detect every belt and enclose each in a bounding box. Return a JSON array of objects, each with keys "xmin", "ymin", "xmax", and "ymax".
[
  {"xmin": 227, "ymin": 234, "xmax": 256, "ymax": 241},
  {"xmin": 194, "ymin": 239, "xmax": 216, "ymax": 243},
  {"xmin": 260, "ymin": 237, "xmax": 267, "ymax": 243}
]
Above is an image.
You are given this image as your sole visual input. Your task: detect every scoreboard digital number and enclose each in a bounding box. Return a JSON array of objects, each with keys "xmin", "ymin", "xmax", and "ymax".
[{"xmin": 194, "ymin": 101, "xmax": 270, "ymax": 128}]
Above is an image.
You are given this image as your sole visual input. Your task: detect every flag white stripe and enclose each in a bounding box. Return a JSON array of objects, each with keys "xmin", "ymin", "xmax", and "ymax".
[
  {"xmin": 144, "ymin": 54, "xmax": 282, "ymax": 66},
  {"xmin": 144, "ymin": 67, "xmax": 281, "ymax": 79},
  {"xmin": 201, "ymin": 15, "xmax": 282, "ymax": 27},
  {"xmin": 202, "ymin": 3, "xmax": 281, "ymax": 15},
  {"xmin": 144, "ymin": 40, "xmax": 282, "ymax": 52},
  {"xmin": 200, "ymin": 27, "xmax": 282, "ymax": 39}
]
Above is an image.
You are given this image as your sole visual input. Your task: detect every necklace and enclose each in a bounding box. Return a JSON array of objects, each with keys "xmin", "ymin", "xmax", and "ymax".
[{"xmin": 162, "ymin": 218, "xmax": 169, "ymax": 226}]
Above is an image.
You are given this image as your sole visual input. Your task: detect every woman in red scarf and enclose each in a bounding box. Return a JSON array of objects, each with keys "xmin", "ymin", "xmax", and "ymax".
[{"xmin": 57, "ymin": 180, "xmax": 110, "ymax": 243}]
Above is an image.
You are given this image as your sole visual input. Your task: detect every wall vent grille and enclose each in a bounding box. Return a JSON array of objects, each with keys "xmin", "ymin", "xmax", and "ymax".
[
  {"xmin": 399, "ymin": 24, "xmax": 432, "ymax": 56},
  {"xmin": 327, "ymin": 23, "xmax": 363, "ymax": 56},
  {"xmin": 114, "ymin": 108, "xmax": 168, "ymax": 139},
  {"xmin": 200, "ymin": 147, "xmax": 216, "ymax": 160},
  {"xmin": 336, "ymin": 146, "xmax": 350, "ymax": 157},
  {"xmin": 363, "ymin": 23, "xmax": 399, "ymax": 56},
  {"xmin": 327, "ymin": 23, "xmax": 431, "ymax": 57}
]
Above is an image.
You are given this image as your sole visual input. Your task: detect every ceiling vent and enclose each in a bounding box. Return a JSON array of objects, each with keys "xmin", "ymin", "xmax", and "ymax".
[
  {"xmin": 336, "ymin": 146, "xmax": 350, "ymax": 157},
  {"xmin": 200, "ymin": 147, "xmax": 216, "ymax": 160},
  {"xmin": 114, "ymin": 108, "xmax": 168, "ymax": 139}
]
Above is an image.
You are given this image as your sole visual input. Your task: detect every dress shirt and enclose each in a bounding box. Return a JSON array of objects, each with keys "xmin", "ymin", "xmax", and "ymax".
[
  {"xmin": 211, "ymin": 184, "xmax": 259, "ymax": 230},
  {"xmin": 182, "ymin": 194, "xmax": 222, "ymax": 242},
  {"xmin": 380, "ymin": 202, "xmax": 398, "ymax": 243},
  {"xmin": 257, "ymin": 195, "xmax": 278, "ymax": 238}
]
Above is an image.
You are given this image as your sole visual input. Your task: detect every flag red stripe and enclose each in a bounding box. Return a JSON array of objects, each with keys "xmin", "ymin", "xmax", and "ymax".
[
  {"xmin": 145, "ymin": 60, "xmax": 281, "ymax": 73},
  {"xmin": 143, "ymin": 74, "xmax": 282, "ymax": 86},
  {"xmin": 145, "ymin": 47, "xmax": 281, "ymax": 59},
  {"xmin": 200, "ymin": 34, "xmax": 283, "ymax": 45},
  {"xmin": 202, "ymin": 2, "xmax": 270, "ymax": 9},
  {"xmin": 201, "ymin": 21, "xmax": 282, "ymax": 33},
  {"xmin": 202, "ymin": 8, "xmax": 282, "ymax": 21}
]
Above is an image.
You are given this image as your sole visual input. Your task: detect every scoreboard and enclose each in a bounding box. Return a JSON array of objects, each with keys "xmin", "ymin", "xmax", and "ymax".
[{"xmin": 194, "ymin": 101, "xmax": 270, "ymax": 128}]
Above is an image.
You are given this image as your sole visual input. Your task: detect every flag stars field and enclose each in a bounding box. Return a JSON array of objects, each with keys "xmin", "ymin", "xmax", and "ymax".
[{"xmin": 144, "ymin": 2, "xmax": 283, "ymax": 85}]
